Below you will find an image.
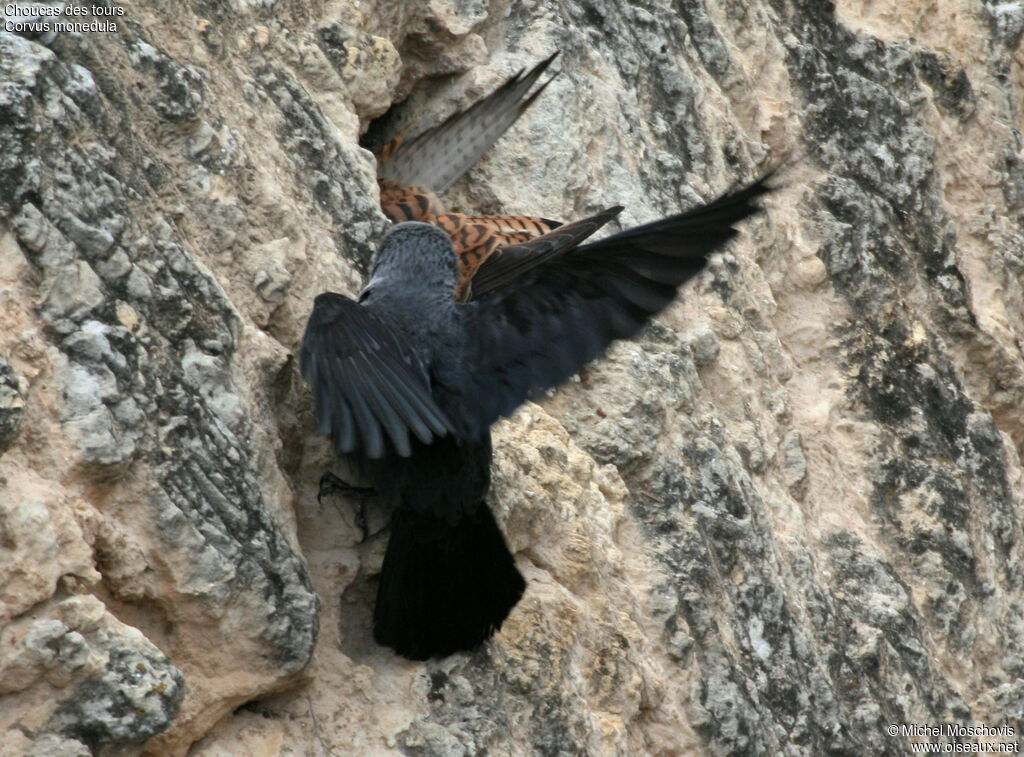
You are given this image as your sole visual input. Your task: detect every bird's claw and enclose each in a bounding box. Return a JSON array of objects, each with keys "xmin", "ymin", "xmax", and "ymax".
[{"xmin": 317, "ymin": 472, "xmax": 376, "ymax": 543}]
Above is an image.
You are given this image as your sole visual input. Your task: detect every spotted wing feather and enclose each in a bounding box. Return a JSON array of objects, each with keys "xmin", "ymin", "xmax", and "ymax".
[{"xmin": 378, "ymin": 52, "xmax": 559, "ymax": 194}]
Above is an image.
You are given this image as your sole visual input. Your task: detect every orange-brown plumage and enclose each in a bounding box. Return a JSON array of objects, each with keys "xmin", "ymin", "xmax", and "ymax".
[
  {"xmin": 424, "ymin": 213, "xmax": 562, "ymax": 299},
  {"xmin": 378, "ymin": 178, "xmax": 562, "ymax": 297},
  {"xmin": 378, "ymin": 179, "xmax": 446, "ymax": 223}
]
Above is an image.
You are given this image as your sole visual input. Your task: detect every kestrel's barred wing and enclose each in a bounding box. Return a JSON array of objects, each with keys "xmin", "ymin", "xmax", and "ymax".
[
  {"xmin": 436, "ymin": 213, "xmax": 563, "ymax": 239},
  {"xmin": 423, "ymin": 212, "xmax": 565, "ymax": 300},
  {"xmin": 458, "ymin": 175, "xmax": 774, "ymax": 434},
  {"xmin": 300, "ymin": 293, "xmax": 455, "ymax": 459},
  {"xmin": 378, "ymin": 179, "xmax": 447, "ymax": 224},
  {"xmin": 464, "ymin": 207, "xmax": 624, "ymax": 300},
  {"xmin": 377, "ymin": 52, "xmax": 559, "ymax": 195}
]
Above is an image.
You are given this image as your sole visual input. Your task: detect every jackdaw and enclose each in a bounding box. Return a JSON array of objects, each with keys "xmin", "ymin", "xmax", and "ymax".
[{"xmin": 301, "ymin": 175, "xmax": 773, "ymax": 659}]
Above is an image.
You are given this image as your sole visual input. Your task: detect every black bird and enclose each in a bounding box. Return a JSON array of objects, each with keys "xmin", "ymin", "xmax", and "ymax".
[{"xmin": 301, "ymin": 175, "xmax": 773, "ymax": 660}]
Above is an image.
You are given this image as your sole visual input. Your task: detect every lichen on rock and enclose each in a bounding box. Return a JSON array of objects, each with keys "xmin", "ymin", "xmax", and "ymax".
[{"xmin": 1, "ymin": 0, "xmax": 1023, "ymax": 755}]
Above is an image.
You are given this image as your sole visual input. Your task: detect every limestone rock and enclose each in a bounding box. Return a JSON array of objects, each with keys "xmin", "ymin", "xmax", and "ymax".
[
  {"xmin": 0, "ymin": 358, "xmax": 24, "ymax": 455},
  {"xmin": 0, "ymin": 596, "xmax": 183, "ymax": 754},
  {"xmin": 1, "ymin": 0, "xmax": 1022, "ymax": 755}
]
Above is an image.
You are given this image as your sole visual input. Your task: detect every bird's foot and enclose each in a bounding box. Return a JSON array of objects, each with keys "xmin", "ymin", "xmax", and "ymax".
[
  {"xmin": 318, "ymin": 472, "xmax": 376, "ymax": 543},
  {"xmin": 317, "ymin": 472, "xmax": 375, "ymax": 502}
]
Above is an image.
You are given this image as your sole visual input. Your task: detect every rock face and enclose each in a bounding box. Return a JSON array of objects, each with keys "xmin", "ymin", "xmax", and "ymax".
[{"xmin": 1, "ymin": 1, "xmax": 1022, "ymax": 755}]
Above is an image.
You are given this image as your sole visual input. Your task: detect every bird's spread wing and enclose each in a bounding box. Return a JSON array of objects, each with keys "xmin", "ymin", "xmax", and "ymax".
[
  {"xmin": 377, "ymin": 52, "xmax": 559, "ymax": 194},
  {"xmin": 301, "ymin": 293, "xmax": 454, "ymax": 459},
  {"xmin": 465, "ymin": 207, "xmax": 624, "ymax": 300},
  {"xmin": 459, "ymin": 175, "xmax": 773, "ymax": 433}
]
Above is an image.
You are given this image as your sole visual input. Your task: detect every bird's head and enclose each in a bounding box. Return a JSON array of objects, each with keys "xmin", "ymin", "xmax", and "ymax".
[{"xmin": 365, "ymin": 222, "xmax": 459, "ymax": 299}]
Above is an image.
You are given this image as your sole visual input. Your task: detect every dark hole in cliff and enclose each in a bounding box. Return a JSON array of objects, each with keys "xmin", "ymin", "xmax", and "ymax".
[
  {"xmin": 427, "ymin": 671, "xmax": 448, "ymax": 703},
  {"xmin": 360, "ymin": 102, "xmax": 405, "ymax": 157},
  {"xmin": 234, "ymin": 698, "xmax": 273, "ymax": 717},
  {"xmin": 359, "ymin": 71, "xmax": 450, "ymax": 160}
]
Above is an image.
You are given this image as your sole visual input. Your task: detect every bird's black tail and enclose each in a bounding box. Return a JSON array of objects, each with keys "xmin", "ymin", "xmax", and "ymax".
[{"xmin": 374, "ymin": 502, "xmax": 525, "ymax": 660}]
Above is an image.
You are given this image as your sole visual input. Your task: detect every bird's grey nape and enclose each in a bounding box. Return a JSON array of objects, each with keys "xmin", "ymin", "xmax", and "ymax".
[
  {"xmin": 368, "ymin": 222, "xmax": 460, "ymax": 294},
  {"xmin": 379, "ymin": 221, "xmax": 454, "ymax": 254}
]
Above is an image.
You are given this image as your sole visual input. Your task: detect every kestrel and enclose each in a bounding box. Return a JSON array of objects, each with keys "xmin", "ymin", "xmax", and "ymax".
[{"xmin": 374, "ymin": 53, "xmax": 574, "ymax": 300}]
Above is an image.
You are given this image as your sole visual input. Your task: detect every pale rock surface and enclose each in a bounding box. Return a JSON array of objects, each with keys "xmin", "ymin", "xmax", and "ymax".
[{"xmin": 0, "ymin": 0, "xmax": 1022, "ymax": 756}]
